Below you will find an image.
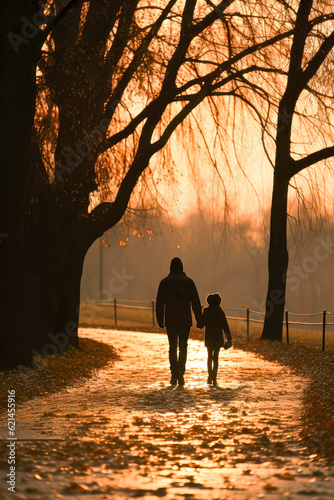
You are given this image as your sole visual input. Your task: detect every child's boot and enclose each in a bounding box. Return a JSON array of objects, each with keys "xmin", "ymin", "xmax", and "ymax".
[{"xmin": 207, "ymin": 367, "xmax": 213, "ymax": 384}]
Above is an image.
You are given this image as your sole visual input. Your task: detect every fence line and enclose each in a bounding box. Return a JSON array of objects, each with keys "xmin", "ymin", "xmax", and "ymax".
[
  {"xmin": 249, "ymin": 309, "xmax": 265, "ymax": 316},
  {"xmin": 81, "ymin": 299, "xmax": 332, "ymax": 352},
  {"xmin": 117, "ymin": 304, "xmax": 151, "ymax": 311},
  {"xmin": 224, "ymin": 307, "xmax": 246, "ymax": 312},
  {"xmin": 284, "ymin": 311, "xmax": 320, "ymax": 317}
]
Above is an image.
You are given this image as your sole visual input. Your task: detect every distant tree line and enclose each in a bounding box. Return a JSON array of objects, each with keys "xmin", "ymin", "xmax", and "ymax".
[{"xmin": 81, "ymin": 209, "xmax": 334, "ymax": 316}]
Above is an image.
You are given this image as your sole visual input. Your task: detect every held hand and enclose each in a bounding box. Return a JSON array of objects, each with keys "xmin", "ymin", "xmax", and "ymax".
[
  {"xmin": 158, "ymin": 322, "xmax": 164, "ymax": 329},
  {"xmin": 196, "ymin": 320, "xmax": 204, "ymax": 329}
]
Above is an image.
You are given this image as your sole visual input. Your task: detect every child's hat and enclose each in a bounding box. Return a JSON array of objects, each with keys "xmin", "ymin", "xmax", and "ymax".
[{"xmin": 207, "ymin": 293, "xmax": 221, "ymax": 305}]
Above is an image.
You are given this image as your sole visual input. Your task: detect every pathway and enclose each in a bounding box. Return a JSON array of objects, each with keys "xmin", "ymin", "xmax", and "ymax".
[{"xmin": 0, "ymin": 329, "xmax": 333, "ymax": 499}]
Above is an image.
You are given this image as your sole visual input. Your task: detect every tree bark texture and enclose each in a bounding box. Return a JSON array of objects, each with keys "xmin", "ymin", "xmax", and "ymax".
[
  {"xmin": 0, "ymin": 1, "xmax": 42, "ymax": 368},
  {"xmin": 261, "ymin": 170, "xmax": 289, "ymax": 342}
]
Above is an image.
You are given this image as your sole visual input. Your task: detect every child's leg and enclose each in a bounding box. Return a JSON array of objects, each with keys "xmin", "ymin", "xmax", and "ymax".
[
  {"xmin": 207, "ymin": 347, "xmax": 213, "ymax": 372},
  {"xmin": 212, "ymin": 348, "xmax": 220, "ymax": 385},
  {"xmin": 207, "ymin": 348, "xmax": 213, "ymax": 383},
  {"xmin": 213, "ymin": 348, "xmax": 220, "ymax": 372}
]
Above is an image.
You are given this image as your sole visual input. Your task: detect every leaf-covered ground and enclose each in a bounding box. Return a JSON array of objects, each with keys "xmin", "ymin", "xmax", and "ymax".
[
  {"xmin": 1, "ymin": 329, "xmax": 333, "ymax": 499},
  {"xmin": 0, "ymin": 338, "xmax": 118, "ymax": 411},
  {"xmin": 232, "ymin": 336, "xmax": 334, "ymax": 462}
]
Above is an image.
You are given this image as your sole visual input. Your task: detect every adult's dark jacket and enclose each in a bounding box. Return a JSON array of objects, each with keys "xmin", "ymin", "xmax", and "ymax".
[{"xmin": 156, "ymin": 271, "xmax": 202, "ymax": 329}]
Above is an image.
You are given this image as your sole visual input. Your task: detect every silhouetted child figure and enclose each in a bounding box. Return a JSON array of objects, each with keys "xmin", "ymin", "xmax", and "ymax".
[{"xmin": 202, "ymin": 293, "xmax": 232, "ymax": 386}]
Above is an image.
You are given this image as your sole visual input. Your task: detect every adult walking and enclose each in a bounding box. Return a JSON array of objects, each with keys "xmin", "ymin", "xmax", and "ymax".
[{"xmin": 156, "ymin": 257, "xmax": 202, "ymax": 386}]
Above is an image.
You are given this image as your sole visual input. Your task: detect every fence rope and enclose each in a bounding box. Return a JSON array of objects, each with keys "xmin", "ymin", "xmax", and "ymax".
[
  {"xmin": 286, "ymin": 321, "xmax": 323, "ymax": 326},
  {"xmin": 286, "ymin": 311, "xmax": 322, "ymax": 317},
  {"xmin": 249, "ymin": 318, "xmax": 266, "ymax": 324},
  {"xmin": 82, "ymin": 300, "xmax": 334, "ymax": 329},
  {"xmin": 226, "ymin": 316, "xmax": 247, "ymax": 321},
  {"xmin": 116, "ymin": 298, "xmax": 152, "ymax": 304},
  {"xmin": 224, "ymin": 307, "xmax": 247, "ymax": 312},
  {"xmin": 81, "ymin": 299, "xmax": 152, "ymax": 307},
  {"xmin": 117, "ymin": 304, "xmax": 151, "ymax": 310},
  {"xmin": 81, "ymin": 299, "xmax": 334, "ymax": 351},
  {"xmin": 249, "ymin": 309, "xmax": 265, "ymax": 316}
]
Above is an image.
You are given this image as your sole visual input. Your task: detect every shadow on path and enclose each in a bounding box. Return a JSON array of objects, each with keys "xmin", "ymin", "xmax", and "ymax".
[{"xmin": 132, "ymin": 384, "xmax": 245, "ymax": 413}]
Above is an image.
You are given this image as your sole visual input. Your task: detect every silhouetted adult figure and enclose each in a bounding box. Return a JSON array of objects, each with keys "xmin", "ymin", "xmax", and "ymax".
[{"xmin": 156, "ymin": 257, "xmax": 202, "ymax": 386}]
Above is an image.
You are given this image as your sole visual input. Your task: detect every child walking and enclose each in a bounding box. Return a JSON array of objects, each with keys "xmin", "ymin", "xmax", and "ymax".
[{"xmin": 202, "ymin": 293, "xmax": 232, "ymax": 386}]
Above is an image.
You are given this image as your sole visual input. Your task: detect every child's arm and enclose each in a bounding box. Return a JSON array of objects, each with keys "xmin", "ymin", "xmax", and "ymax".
[
  {"xmin": 221, "ymin": 310, "xmax": 233, "ymax": 349},
  {"xmin": 221, "ymin": 310, "xmax": 232, "ymax": 340}
]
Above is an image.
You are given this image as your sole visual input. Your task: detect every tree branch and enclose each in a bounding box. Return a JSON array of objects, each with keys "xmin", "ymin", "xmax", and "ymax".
[
  {"xmin": 194, "ymin": 0, "xmax": 235, "ymax": 37},
  {"xmin": 151, "ymin": 86, "xmax": 211, "ymax": 153},
  {"xmin": 103, "ymin": 0, "xmax": 178, "ymax": 121},
  {"xmin": 103, "ymin": 1, "xmax": 140, "ymax": 84},
  {"xmin": 100, "ymin": 41, "xmax": 290, "ymax": 153},
  {"xmin": 99, "ymin": 101, "xmax": 155, "ymax": 153},
  {"xmin": 176, "ymin": 27, "xmax": 295, "ymax": 97},
  {"xmin": 290, "ymin": 146, "xmax": 334, "ymax": 177},
  {"xmin": 99, "ymin": 0, "xmax": 239, "ymax": 152},
  {"xmin": 87, "ymin": 152, "xmax": 151, "ymax": 240},
  {"xmin": 301, "ymin": 29, "xmax": 334, "ymax": 88},
  {"xmin": 38, "ymin": 0, "xmax": 81, "ymax": 47},
  {"xmin": 288, "ymin": 0, "xmax": 313, "ymax": 78}
]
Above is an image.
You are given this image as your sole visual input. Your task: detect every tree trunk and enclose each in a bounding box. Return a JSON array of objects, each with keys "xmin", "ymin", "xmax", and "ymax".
[
  {"xmin": 0, "ymin": 2, "xmax": 98, "ymax": 370},
  {"xmin": 52, "ymin": 241, "xmax": 87, "ymax": 351},
  {"xmin": 0, "ymin": 2, "xmax": 41, "ymax": 369},
  {"xmin": 26, "ymin": 208, "xmax": 88, "ymax": 359},
  {"xmin": 261, "ymin": 171, "xmax": 289, "ymax": 342}
]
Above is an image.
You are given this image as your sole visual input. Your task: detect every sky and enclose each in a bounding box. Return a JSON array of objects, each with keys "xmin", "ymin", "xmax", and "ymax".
[
  {"xmin": 161, "ymin": 102, "xmax": 334, "ymax": 227},
  {"xmin": 152, "ymin": 103, "xmax": 274, "ymax": 226}
]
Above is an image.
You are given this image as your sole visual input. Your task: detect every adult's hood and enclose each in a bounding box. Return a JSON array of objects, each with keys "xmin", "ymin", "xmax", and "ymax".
[{"xmin": 170, "ymin": 257, "xmax": 183, "ymax": 274}]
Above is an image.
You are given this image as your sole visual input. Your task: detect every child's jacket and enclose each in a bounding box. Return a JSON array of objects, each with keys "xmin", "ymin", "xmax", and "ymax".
[{"xmin": 203, "ymin": 305, "xmax": 232, "ymax": 348}]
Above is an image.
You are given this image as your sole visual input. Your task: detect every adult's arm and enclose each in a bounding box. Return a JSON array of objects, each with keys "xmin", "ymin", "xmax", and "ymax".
[
  {"xmin": 199, "ymin": 307, "xmax": 207, "ymax": 329},
  {"xmin": 155, "ymin": 282, "xmax": 165, "ymax": 328},
  {"xmin": 190, "ymin": 281, "xmax": 203, "ymax": 325}
]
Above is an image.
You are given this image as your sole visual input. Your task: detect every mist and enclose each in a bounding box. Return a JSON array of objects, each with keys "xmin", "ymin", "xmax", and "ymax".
[{"xmin": 81, "ymin": 209, "xmax": 334, "ymax": 314}]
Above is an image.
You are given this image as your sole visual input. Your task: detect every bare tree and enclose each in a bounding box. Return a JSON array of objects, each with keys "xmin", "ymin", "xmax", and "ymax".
[
  {"xmin": 260, "ymin": 0, "xmax": 334, "ymax": 341},
  {"xmin": 160, "ymin": 1, "xmax": 334, "ymax": 343},
  {"xmin": 0, "ymin": 0, "xmax": 80, "ymax": 369},
  {"xmin": 2, "ymin": 0, "xmax": 331, "ymax": 368},
  {"xmin": 1, "ymin": 0, "xmax": 295, "ymax": 369}
]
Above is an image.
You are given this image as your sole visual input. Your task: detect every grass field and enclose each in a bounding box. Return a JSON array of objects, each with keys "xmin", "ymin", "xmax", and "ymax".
[{"xmin": 79, "ymin": 303, "xmax": 334, "ymax": 352}]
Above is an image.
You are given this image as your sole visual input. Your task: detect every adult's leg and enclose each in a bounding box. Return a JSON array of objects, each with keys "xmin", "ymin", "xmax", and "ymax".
[
  {"xmin": 166, "ymin": 328, "xmax": 178, "ymax": 383},
  {"xmin": 178, "ymin": 326, "xmax": 191, "ymax": 375},
  {"xmin": 212, "ymin": 348, "xmax": 220, "ymax": 386},
  {"xmin": 178, "ymin": 326, "xmax": 191, "ymax": 385}
]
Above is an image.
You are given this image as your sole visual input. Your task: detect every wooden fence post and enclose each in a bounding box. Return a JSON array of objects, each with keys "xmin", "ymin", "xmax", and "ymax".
[
  {"xmin": 246, "ymin": 308, "xmax": 250, "ymax": 339},
  {"xmin": 114, "ymin": 298, "xmax": 117, "ymax": 327},
  {"xmin": 322, "ymin": 309, "xmax": 326, "ymax": 352},
  {"xmin": 152, "ymin": 300, "xmax": 155, "ymax": 327},
  {"xmin": 285, "ymin": 310, "xmax": 289, "ymax": 345}
]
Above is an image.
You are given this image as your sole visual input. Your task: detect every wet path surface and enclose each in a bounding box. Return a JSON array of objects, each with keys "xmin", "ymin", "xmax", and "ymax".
[{"xmin": 1, "ymin": 329, "xmax": 333, "ymax": 499}]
